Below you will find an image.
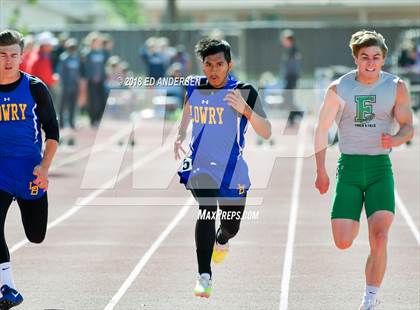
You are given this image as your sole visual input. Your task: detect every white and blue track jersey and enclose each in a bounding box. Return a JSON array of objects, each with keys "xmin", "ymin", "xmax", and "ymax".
[
  {"xmin": 178, "ymin": 75, "xmax": 266, "ymax": 199},
  {"xmin": 0, "ymin": 72, "xmax": 59, "ymax": 199},
  {"xmin": 0, "ymin": 73, "xmax": 43, "ymax": 157}
]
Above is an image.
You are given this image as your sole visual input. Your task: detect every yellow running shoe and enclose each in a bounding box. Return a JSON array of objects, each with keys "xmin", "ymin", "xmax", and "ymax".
[
  {"xmin": 194, "ymin": 273, "xmax": 212, "ymax": 298},
  {"xmin": 211, "ymin": 241, "xmax": 229, "ymax": 264}
]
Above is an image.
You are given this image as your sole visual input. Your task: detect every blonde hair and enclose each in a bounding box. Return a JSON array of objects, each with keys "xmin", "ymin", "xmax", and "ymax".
[{"xmin": 349, "ymin": 30, "xmax": 388, "ymax": 58}]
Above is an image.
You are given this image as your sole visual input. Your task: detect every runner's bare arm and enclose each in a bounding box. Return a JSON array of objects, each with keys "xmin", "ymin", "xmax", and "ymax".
[
  {"xmin": 174, "ymin": 95, "xmax": 192, "ymax": 160},
  {"xmin": 224, "ymin": 89, "xmax": 271, "ymax": 139},
  {"xmin": 179, "ymin": 95, "xmax": 191, "ymax": 136},
  {"xmin": 315, "ymin": 85, "xmax": 340, "ymax": 171},
  {"xmin": 382, "ymin": 80, "xmax": 414, "ymax": 148},
  {"xmin": 314, "ymin": 84, "xmax": 340, "ymax": 194},
  {"xmin": 244, "ymin": 106, "xmax": 272, "ymax": 139},
  {"xmin": 41, "ymin": 139, "xmax": 58, "ymax": 170},
  {"xmin": 33, "ymin": 139, "xmax": 58, "ymax": 190}
]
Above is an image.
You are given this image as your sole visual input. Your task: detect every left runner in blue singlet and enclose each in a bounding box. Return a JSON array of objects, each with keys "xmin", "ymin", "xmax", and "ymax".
[{"xmin": 0, "ymin": 29, "xmax": 59, "ymax": 308}]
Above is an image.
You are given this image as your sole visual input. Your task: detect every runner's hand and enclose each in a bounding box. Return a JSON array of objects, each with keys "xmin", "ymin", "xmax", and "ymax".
[
  {"xmin": 33, "ymin": 165, "xmax": 49, "ymax": 191},
  {"xmin": 315, "ymin": 170, "xmax": 329, "ymax": 195},
  {"xmin": 225, "ymin": 89, "xmax": 249, "ymax": 115},
  {"xmin": 381, "ymin": 133, "xmax": 395, "ymax": 149},
  {"xmin": 174, "ymin": 131, "xmax": 187, "ymax": 160}
]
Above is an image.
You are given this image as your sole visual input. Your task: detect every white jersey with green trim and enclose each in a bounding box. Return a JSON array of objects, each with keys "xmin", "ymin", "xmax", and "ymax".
[{"xmin": 335, "ymin": 70, "xmax": 399, "ymax": 155}]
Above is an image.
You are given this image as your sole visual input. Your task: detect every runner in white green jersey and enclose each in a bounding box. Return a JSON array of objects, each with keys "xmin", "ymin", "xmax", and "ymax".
[{"xmin": 314, "ymin": 30, "xmax": 414, "ymax": 310}]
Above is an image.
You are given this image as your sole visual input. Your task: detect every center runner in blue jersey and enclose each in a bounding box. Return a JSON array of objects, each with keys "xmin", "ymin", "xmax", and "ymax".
[
  {"xmin": 0, "ymin": 30, "xmax": 59, "ymax": 309},
  {"xmin": 174, "ymin": 38, "xmax": 271, "ymax": 298}
]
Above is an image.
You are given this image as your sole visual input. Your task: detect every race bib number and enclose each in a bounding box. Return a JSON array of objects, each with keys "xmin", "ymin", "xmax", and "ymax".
[{"xmin": 179, "ymin": 157, "xmax": 192, "ymax": 173}]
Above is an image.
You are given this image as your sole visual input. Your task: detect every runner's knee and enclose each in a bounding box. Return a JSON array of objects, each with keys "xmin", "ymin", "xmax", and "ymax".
[
  {"xmin": 333, "ymin": 235, "xmax": 354, "ymax": 250},
  {"xmin": 220, "ymin": 222, "xmax": 240, "ymax": 239},
  {"xmin": 25, "ymin": 229, "xmax": 46, "ymax": 244},
  {"xmin": 371, "ymin": 231, "xmax": 388, "ymax": 254}
]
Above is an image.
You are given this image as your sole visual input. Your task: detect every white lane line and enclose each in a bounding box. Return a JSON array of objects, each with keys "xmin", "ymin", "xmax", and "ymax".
[
  {"xmin": 75, "ymin": 196, "xmax": 264, "ymax": 206},
  {"xmin": 279, "ymin": 122, "xmax": 307, "ymax": 310},
  {"xmin": 50, "ymin": 126, "xmax": 132, "ymax": 172},
  {"xmin": 9, "ymin": 144, "xmax": 171, "ymax": 254},
  {"xmin": 395, "ymin": 189, "xmax": 420, "ymax": 245},
  {"xmin": 103, "ymin": 197, "xmax": 195, "ymax": 310}
]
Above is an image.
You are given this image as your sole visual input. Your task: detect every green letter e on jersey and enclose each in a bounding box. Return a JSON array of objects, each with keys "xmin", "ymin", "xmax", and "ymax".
[{"xmin": 354, "ymin": 95, "xmax": 376, "ymax": 123}]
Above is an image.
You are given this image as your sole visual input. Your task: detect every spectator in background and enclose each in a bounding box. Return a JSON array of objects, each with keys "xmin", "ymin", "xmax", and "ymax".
[
  {"xmin": 139, "ymin": 37, "xmax": 169, "ymax": 79},
  {"xmin": 398, "ymin": 38, "xmax": 419, "ymax": 111},
  {"xmin": 19, "ymin": 34, "xmax": 35, "ymax": 72},
  {"xmin": 158, "ymin": 36, "xmax": 176, "ymax": 66},
  {"xmin": 398, "ymin": 40, "xmax": 417, "ymax": 68},
  {"xmin": 280, "ymin": 29, "xmax": 301, "ymax": 128},
  {"xmin": 52, "ymin": 32, "xmax": 69, "ymax": 73},
  {"xmin": 103, "ymin": 33, "xmax": 114, "ymax": 62},
  {"xmin": 171, "ymin": 44, "xmax": 191, "ymax": 77},
  {"xmin": 27, "ymin": 31, "xmax": 58, "ymax": 89},
  {"xmin": 106, "ymin": 55, "xmax": 122, "ymax": 89},
  {"xmin": 166, "ymin": 62, "xmax": 185, "ymax": 107},
  {"xmin": 81, "ymin": 32, "xmax": 108, "ymax": 127},
  {"xmin": 57, "ymin": 38, "xmax": 81, "ymax": 141},
  {"xmin": 120, "ymin": 61, "xmax": 131, "ymax": 81}
]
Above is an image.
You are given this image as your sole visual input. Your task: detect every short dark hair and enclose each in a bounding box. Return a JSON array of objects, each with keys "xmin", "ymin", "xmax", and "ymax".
[
  {"xmin": 195, "ymin": 38, "xmax": 231, "ymax": 63},
  {"xmin": 0, "ymin": 29, "xmax": 24, "ymax": 52}
]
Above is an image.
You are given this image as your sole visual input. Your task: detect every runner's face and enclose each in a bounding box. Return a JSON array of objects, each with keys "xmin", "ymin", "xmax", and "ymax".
[
  {"xmin": 0, "ymin": 44, "xmax": 22, "ymax": 80},
  {"xmin": 202, "ymin": 52, "xmax": 232, "ymax": 88},
  {"xmin": 354, "ymin": 46, "xmax": 385, "ymax": 80}
]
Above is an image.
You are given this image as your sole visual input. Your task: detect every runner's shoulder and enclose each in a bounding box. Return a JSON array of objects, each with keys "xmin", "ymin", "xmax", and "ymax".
[
  {"xmin": 185, "ymin": 75, "xmax": 207, "ymax": 89},
  {"xmin": 235, "ymin": 82, "xmax": 259, "ymax": 103},
  {"xmin": 235, "ymin": 81, "xmax": 257, "ymax": 93},
  {"xmin": 381, "ymin": 70, "xmax": 400, "ymax": 82},
  {"xmin": 26, "ymin": 73, "xmax": 49, "ymax": 92},
  {"xmin": 329, "ymin": 70, "xmax": 356, "ymax": 92},
  {"xmin": 23, "ymin": 73, "xmax": 51, "ymax": 104}
]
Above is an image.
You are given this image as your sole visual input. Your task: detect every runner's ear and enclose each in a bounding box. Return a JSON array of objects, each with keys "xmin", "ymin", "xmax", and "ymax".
[{"xmin": 228, "ymin": 60, "xmax": 234, "ymax": 72}]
